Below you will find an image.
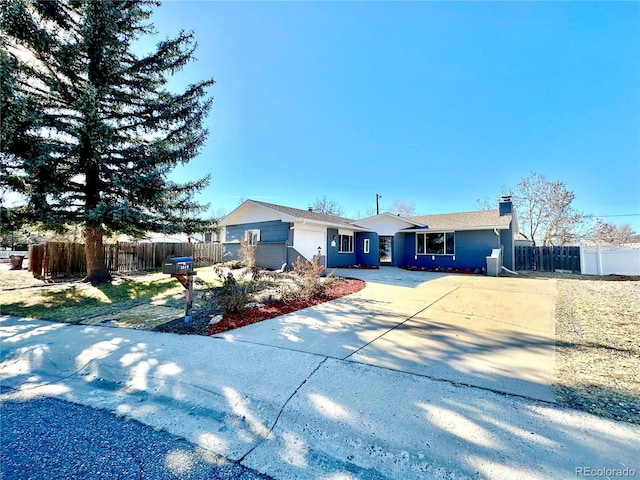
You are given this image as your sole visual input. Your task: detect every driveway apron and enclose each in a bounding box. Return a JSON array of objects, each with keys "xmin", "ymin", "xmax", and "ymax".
[{"xmin": 219, "ymin": 267, "xmax": 556, "ymax": 403}]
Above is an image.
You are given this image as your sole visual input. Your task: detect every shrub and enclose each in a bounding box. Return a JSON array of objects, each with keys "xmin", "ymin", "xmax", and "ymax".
[
  {"xmin": 285, "ymin": 255, "xmax": 333, "ymax": 301},
  {"xmin": 217, "ymin": 272, "xmax": 252, "ymax": 315},
  {"xmin": 239, "ymin": 240, "xmax": 256, "ymax": 268}
]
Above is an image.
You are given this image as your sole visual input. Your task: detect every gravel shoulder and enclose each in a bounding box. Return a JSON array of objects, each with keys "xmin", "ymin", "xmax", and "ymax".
[{"xmin": 532, "ymin": 272, "xmax": 640, "ymax": 424}]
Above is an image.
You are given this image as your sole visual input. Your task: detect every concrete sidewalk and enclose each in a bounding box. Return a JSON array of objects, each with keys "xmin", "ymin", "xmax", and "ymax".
[{"xmin": 1, "ymin": 270, "xmax": 639, "ymax": 479}]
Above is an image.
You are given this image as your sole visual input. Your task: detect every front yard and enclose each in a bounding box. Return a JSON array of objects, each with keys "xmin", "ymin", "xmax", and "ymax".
[
  {"xmin": 1, "ymin": 264, "xmax": 638, "ymax": 424},
  {"xmin": 0, "ymin": 263, "xmax": 364, "ymax": 334}
]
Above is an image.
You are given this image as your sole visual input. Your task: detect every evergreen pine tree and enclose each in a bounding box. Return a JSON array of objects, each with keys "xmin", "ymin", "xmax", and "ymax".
[{"xmin": 1, "ymin": 0, "xmax": 214, "ymax": 284}]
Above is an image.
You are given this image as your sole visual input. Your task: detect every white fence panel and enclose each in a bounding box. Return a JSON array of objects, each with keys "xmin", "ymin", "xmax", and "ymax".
[{"xmin": 580, "ymin": 243, "xmax": 640, "ymax": 276}]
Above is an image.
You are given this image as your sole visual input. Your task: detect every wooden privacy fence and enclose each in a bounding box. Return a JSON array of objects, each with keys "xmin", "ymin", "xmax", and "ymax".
[
  {"xmin": 29, "ymin": 241, "xmax": 223, "ymax": 279},
  {"xmin": 106, "ymin": 242, "xmax": 195, "ymax": 273},
  {"xmin": 515, "ymin": 246, "xmax": 581, "ymax": 272},
  {"xmin": 29, "ymin": 242, "xmax": 87, "ymax": 279}
]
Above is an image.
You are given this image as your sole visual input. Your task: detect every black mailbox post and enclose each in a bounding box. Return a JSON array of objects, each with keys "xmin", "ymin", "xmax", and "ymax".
[{"xmin": 163, "ymin": 257, "xmax": 196, "ymax": 323}]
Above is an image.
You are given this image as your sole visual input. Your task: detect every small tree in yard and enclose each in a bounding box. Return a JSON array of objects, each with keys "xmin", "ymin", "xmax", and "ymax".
[{"xmin": 0, "ymin": 1, "xmax": 214, "ymax": 284}]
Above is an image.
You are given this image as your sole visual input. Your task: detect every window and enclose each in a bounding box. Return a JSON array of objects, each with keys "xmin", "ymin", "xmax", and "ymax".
[
  {"xmin": 445, "ymin": 232, "xmax": 455, "ymax": 255},
  {"xmin": 416, "ymin": 232, "xmax": 455, "ymax": 255},
  {"xmin": 338, "ymin": 234, "xmax": 353, "ymax": 253},
  {"xmin": 245, "ymin": 229, "xmax": 260, "ymax": 246},
  {"xmin": 363, "ymin": 238, "xmax": 370, "ymax": 254}
]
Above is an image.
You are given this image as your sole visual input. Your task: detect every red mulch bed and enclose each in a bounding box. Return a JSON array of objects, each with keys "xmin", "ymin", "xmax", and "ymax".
[{"xmin": 206, "ymin": 278, "xmax": 366, "ymax": 335}]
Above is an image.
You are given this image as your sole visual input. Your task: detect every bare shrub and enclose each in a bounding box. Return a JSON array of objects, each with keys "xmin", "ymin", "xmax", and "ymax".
[
  {"xmin": 239, "ymin": 240, "xmax": 256, "ymax": 268},
  {"xmin": 217, "ymin": 272, "xmax": 252, "ymax": 315},
  {"xmin": 284, "ymin": 255, "xmax": 333, "ymax": 301}
]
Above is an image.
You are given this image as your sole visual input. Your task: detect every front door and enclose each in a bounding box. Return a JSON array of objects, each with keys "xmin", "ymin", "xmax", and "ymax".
[{"xmin": 379, "ymin": 236, "xmax": 393, "ymax": 265}]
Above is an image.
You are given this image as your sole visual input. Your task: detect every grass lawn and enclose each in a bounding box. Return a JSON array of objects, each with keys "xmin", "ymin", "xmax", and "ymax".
[{"xmin": 0, "ymin": 266, "xmax": 223, "ymax": 325}]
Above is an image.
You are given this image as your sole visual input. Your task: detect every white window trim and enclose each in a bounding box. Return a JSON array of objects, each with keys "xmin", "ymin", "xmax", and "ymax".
[
  {"xmin": 245, "ymin": 229, "xmax": 261, "ymax": 246},
  {"xmin": 363, "ymin": 238, "xmax": 370, "ymax": 254},
  {"xmin": 338, "ymin": 234, "xmax": 354, "ymax": 253},
  {"xmin": 416, "ymin": 232, "xmax": 455, "ymax": 256}
]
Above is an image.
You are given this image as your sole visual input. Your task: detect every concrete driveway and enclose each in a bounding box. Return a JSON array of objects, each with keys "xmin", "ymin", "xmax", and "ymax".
[{"xmin": 219, "ymin": 267, "xmax": 556, "ymax": 402}]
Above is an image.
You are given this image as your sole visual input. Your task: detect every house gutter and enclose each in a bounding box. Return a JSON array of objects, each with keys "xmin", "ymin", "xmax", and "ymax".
[
  {"xmin": 292, "ymin": 219, "xmax": 372, "ymax": 232},
  {"xmin": 400, "ymin": 225, "xmax": 510, "ymax": 233}
]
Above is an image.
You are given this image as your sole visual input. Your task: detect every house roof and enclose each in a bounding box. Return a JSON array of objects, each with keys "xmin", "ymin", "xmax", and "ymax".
[
  {"xmin": 405, "ymin": 209, "xmax": 512, "ymax": 232},
  {"xmin": 223, "ymin": 200, "xmax": 369, "ymax": 230},
  {"xmin": 250, "ymin": 200, "xmax": 356, "ymax": 225},
  {"xmin": 352, "ymin": 212, "xmax": 425, "ymax": 228},
  {"xmin": 224, "ymin": 200, "xmax": 513, "ymax": 233}
]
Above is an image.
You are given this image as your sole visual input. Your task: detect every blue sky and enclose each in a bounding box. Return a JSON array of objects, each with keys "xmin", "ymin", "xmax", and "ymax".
[{"xmin": 147, "ymin": 1, "xmax": 639, "ymax": 229}]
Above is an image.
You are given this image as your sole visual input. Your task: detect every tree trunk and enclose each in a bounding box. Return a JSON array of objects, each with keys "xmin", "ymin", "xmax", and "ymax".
[{"xmin": 84, "ymin": 227, "xmax": 111, "ymax": 285}]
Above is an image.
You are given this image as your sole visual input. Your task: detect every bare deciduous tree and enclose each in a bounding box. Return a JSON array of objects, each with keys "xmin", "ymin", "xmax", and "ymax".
[
  {"xmin": 312, "ymin": 196, "xmax": 345, "ymax": 217},
  {"xmin": 474, "ymin": 196, "xmax": 498, "ymax": 211},
  {"xmin": 589, "ymin": 220, "xmax": 638, "ymax": 244},
  {"xmin": 390, "ymin": 200, "xmax": 415, "ymax": 216},
  {"xmin": 505, "ymin": 172, "xmax": 586, "ymax": 246}
]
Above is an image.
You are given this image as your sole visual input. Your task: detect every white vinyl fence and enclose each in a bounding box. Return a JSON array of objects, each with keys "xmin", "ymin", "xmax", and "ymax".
[{"xmin": 580, "ymin": 243, "xmax": 640, "ymax": 276}]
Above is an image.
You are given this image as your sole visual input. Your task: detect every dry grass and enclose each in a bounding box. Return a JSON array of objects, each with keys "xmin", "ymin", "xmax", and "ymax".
[{"xmin": 552, "ymin": 274, "xmax": 640, "ymax": 424}]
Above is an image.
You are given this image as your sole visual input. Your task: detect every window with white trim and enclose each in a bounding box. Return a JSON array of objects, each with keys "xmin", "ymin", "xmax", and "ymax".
[
  {"xmin": 338, "ymin": 234, "xmax": 353, "ymax": 253},
  {"xmin": 363, "ymin": 238, "xmax": 370, "ymax": 254},
  {"xmin": 416, "ymin": 232, "xmax": 455, "ymax": 255},
  {"xmin": 245, "ymin": 229, "xmax": 260, "ymax": 246}
]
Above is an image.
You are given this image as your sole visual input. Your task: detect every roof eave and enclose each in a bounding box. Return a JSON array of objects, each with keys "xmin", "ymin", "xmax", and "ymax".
[
  {"xmin": 220, "ymin": 199, "xmax": 298, "ymax": 225},
  {"xmin": 353, "ymin": 212, "xmax": 426, "ymax": 228},
  {"xmin": 399, "ymin": 225, "xmax": 511, "ymax": 233},
  {"xmin": 294, "ymin": 219, "xmax": 373, "ymax": 232}
]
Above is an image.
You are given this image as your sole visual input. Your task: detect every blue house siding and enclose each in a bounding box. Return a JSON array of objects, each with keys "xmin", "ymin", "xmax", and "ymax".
[
  {"xmin": 224, "ymin": 220, "xmax": 291, "ymax": 265},
  {"xmin": 355, "ymin": 232, "xmax": 379, "ymax": 266},
  {"xmin": 500, "ymin": 228, "xmax": 515, "ymax": 270},
  {"xmin": 255, "ymin": 242, "xmax": 287, "ymax": 270},
  {"xmin": 393, "ymin": 233, "xmax": 405, "ymax": 267},
  {"xmin": 402, "ymin": 230, "xmax": 500, "ymax": 270},
  {"xmin": 326, "ymin": 228, "xmax": 356, "ymax": 267},
  {"xmin": 225, "ymin": 220, "xmax": 291, "ymax": 243},
  {"xmin": 223, "ymin": 243, "xmax": 240, "ymax": 263}
]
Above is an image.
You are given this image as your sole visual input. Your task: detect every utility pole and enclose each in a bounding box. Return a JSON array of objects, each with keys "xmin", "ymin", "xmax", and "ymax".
[{"xmin": 376, "ymin": 193, "xmax": 382, "ymax": 215}]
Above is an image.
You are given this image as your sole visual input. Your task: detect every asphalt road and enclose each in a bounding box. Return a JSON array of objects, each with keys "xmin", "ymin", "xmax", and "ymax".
[{"xmin": 0, "ymin": 388, "xmax": 273, "ymax": 480}]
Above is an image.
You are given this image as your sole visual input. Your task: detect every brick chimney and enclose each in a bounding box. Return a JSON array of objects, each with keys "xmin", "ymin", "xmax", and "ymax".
[{"xmin": 499, "ymin": 195, "xmax": 513, "ymax": 216}]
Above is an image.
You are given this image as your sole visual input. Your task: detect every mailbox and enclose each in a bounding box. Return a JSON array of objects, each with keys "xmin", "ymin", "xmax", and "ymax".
[
  {"xmin": 162, "ymin": 256, "xmax": 196, "ymax": 323},
  {"xmin": 162, "ymin": 257, "xmax": 194, "ymax": 275}
]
